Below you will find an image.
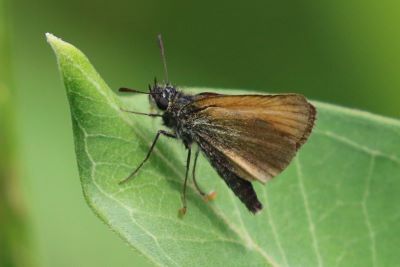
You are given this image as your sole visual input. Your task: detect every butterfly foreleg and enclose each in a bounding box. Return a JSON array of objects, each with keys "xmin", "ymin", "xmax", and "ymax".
[{"xmin": 119, "ymin": 130, "xmax": 176, "ymax": 184}]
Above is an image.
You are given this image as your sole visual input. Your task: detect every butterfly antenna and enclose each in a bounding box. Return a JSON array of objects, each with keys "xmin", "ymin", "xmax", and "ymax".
[
  {"xmin": 119, "ymin": 87, "xmax": 149, "ymax": 94},
  {"xmin": 119, "ymin": 87, "xmax": 161, "ymax": 95},
  {"xmin": 157, "ymin": 34, "xmax": 169, "ymax": 84}
]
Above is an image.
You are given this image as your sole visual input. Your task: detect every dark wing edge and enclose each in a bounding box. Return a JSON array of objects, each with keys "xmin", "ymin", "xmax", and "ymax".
[{"xmin": 296, "ymin": 99, "xmax": 316, "ymax": 150}]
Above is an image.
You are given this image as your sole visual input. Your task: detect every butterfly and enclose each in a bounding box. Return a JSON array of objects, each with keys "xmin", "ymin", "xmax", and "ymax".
[{"xmin": 119, "ymin": 35, "xmax": 316, "ymax": 215}]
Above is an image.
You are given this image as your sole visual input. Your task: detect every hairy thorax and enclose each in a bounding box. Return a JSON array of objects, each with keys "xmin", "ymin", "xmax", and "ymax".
[{"xmin": 162, "ymin": 93, "xmax": 195, "ymax": 148}]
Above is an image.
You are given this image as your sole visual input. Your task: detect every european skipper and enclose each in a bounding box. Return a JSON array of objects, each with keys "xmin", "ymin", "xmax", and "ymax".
[{"xmin": 119, "ymin": 35, "xmax": 316, "ymax": 215}]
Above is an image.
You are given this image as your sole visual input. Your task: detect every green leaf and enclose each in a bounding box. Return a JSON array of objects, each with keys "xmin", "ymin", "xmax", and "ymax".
[{"xmin": 47, "ymin": 33, "xmax": 400, "ymax": 267}]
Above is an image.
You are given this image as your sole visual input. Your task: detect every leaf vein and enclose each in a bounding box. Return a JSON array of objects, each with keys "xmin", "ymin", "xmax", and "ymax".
[
  {"xmin": 314, "ymin": 130, "xmax": 400, "ymax": 164},
  {"xmin": 295, "ymin": 157, "xmax": 323, "ymax": 267},
  {"xmin": 362, "ymin": 156, "xmax": 377, "ymax": 267},
  {"xmin": 262, "ymin": 188, "xmax": 289, "ymax": 267}
]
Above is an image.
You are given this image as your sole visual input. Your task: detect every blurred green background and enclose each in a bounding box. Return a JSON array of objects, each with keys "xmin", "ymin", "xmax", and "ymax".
[{"xmin": 1, "ymin": 0, "xmax": 399, "ymax": 266}]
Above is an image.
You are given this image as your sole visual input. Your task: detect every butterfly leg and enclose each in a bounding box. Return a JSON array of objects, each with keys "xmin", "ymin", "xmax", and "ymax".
[
  {"xmin": 119, "ymin": 130, "xmax": 176, "ymax": 184},
  {"xmin": 192, "ymin": 149, "xmax": 205, "ymax": 196},
  {"xmin": 179, "ymin": 148, "xmax": 191, "ymax": 217},
  {"xmin": 192, "ymin": 149, "xmax": 217, "ymax": 202}
]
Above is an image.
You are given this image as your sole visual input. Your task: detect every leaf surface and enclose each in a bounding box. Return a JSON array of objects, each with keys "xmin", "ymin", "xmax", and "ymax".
[{"xmin": 47, "ymin": 33, "xmax": 400, "ymax": 267}]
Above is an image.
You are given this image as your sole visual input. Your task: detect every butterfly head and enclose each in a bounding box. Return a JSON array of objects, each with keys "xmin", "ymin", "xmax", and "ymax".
[{"xmin": 149, "ymin": 79, "xmax": 177, "ymax": 111}]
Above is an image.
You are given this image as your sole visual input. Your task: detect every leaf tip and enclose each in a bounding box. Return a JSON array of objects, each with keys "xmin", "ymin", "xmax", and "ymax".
[
  {"xmin": 45, "ymin": 32, "xmax": 56, "ymax": 41},
  {"xmin": 45, "ymin": 33, "xmax": 74, "ymax": 56},
  {"xmin": 46, "ymin": 32, "xmax": 60, "ymax": 47}
]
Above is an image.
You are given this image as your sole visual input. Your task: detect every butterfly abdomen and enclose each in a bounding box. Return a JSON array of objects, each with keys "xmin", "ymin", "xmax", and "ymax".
[
  {"xmin": 221, "ymin": 168, "xmax": 263, "ymax": 213},
  {"xmin": 197, "ymin": 138, "xmax": 263, "ymax": 214}
]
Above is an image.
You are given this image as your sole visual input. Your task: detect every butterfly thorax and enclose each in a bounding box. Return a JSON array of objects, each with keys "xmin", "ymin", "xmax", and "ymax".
[{"xmin": 150, "ymin": 84, "xmax": 195, "ymax": 147}]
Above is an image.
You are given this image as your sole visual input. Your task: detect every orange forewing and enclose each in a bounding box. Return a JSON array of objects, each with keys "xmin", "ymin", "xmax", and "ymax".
[{"xmin": 187, "ymin": 94, "xmax": 316, "ymax": 184}]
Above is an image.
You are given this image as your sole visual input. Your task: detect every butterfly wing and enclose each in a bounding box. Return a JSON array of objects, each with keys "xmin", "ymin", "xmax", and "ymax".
[{"xmin": 186, "ymin": 93, "xmax": 316, "ymax": 184}]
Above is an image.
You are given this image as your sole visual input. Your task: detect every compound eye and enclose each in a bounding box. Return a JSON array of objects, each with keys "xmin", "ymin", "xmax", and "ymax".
[{"xmin": 156, "ymin": 96, "xmax": 169, "ymax": 110}]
